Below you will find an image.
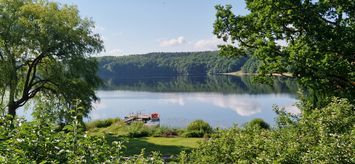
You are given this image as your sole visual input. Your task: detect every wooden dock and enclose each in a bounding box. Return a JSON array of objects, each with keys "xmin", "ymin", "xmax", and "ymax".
[{"xmin": 124, "ymin": 112, "xmax": 160, "ymax": 126}]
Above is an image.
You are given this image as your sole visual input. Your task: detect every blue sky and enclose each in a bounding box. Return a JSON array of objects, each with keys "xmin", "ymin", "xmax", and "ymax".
[{"xmin": 53, "ymin": 0, "xmax": 248, "ymax": 56}]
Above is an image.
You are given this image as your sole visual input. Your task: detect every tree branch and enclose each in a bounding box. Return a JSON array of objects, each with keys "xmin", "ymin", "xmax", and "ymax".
[
  {"xmin": 0, "ymin": 49, "xmax": 4, "ymax": 60},
  {"xmin": 15, "ymin": 51, "xmax": 54, "ymax": 108},
  {"xmin": 318, "ymin": 14, "xmax": 337, "ymax": 27},
  {"xmin": 329, "ymin": 74, "xmax": 355, "ymax": 88},
  {"xmin": 23, "ymin": 52, "xmax": 47, "ymax": 97},
  {"xmin": 236, "ymin": 37, "xmax": 256, "ymax": 49},
  {"xmin": 16, "ymin": 78, "xmax": 60, "ymax": 108}
]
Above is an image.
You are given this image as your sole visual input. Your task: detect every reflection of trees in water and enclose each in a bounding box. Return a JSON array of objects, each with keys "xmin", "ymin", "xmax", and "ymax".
[{"xmin": 101, "ymin": 75, "xmax": 299, "ymax": 95}]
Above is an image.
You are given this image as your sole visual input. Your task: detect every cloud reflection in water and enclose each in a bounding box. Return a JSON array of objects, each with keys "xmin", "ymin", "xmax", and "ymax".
[
  {"xmin": 164, "ymin": 93, "xmax": 263, "ymax": 116},
  {"xmin": 90, "ymin": 91, "xmax": 298, "ymax": 127}
]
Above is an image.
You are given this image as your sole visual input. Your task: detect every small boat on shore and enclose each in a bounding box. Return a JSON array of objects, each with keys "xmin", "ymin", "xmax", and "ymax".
[{"xmin": 124, "ymin": 112, "xmax": 160, "ymax": 127}]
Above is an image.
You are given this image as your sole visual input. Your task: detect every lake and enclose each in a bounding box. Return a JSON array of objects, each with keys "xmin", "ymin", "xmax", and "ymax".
[{"xmin": 91, "ymin": 75, "xmax": 299, "ymax": 128}]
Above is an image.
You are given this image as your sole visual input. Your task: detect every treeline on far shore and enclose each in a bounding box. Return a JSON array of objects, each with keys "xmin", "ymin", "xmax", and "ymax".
[{"xmin": 97, "ymin": 51, "xmax": 254, "ymax": 79}]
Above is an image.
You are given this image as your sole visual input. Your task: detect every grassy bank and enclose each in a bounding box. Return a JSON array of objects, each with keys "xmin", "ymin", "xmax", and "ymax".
[
  {"xmin": 124, "ymin": 137, "xmax": 200, "ymax": 156},
  {"xmin": 85, "ymin": 118, "xmax": 204, "ymax": 156}
]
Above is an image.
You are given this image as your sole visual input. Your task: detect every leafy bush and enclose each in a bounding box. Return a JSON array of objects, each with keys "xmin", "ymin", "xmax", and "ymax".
[
  {"xmin": 182, "ymin": 130, "xmax": 205, "ymax": 138},
  {"xmin": 184, "ymin": 120, "xmax": 212, "ymax": 137},
  {"xmin": 245, "ymin": 118, "xmax": 270, "ymax": 130},
  {"xmin": 188, "ymin": 98, "xmax": 355, "ymax": 163},
  {"xmin": 0, "ymin": 113, "xmax": 124, "ymax": 163},
  {"xmin": 126, "ymin": 122, "xmax": 151, "ymax": 138},
  {"xmin": 126, "ymin": 122, "xmax": 185, "ymax": 138},
  {"xmin": 0, "ymin": 109, "xmax": 166, "ymax": 163},
  {"xmin": 151, "ymin": 126, "xmax": 181, "ymax": 137}
]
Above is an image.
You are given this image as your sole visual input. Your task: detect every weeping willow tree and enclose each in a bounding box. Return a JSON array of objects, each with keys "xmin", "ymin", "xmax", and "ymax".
[{"xmin": 0, "ymin": 0, "xmax": 103, "ymax": 122}]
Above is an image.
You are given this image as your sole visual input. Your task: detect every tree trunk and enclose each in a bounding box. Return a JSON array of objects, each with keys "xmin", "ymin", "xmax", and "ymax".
[
  {"xmin": 8, "ymin": 102, "xmax": 16, "ymax": 118},
  {"xmin": 7, "ymin": 55, "xmax": 18, "ymax": 119}
]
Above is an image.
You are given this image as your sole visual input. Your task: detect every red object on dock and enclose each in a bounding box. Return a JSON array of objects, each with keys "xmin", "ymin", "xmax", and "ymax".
[{"xmin": 151, "ymin": 113, "xmax": 159, "ymax": 120}]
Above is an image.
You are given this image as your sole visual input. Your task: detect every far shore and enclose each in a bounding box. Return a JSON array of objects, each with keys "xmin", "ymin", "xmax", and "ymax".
[
  {"xmin": 221, "ymin": 71, "xmax": 256, "ymax": 76},
  {"xmin": 221, "ymin": 71, "xmax": 293, "ymax": 77}
]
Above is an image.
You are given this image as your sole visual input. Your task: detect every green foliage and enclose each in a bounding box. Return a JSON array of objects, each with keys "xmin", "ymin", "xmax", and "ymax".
[
  {"xmin": 0, "ymin": 114, "xmax": 124, "ymax": 163},
  {"xmin": 126, "ymin": 122, "xmax": 151, "ymax": 138},
  {"xmin": 245, "ymin": 118, "xmax": 270, "ymax": 130},
  {"xmin": 0, "ymin": 107, "xmax": 170, "ymax": 163},
  {"xmin": 122, "ymin": 137, "xmax": 200, "ymax": 157},
  {"xmin": 214, "ymin": 1, "xmax": 355, "ymax": 102},
  {"xmin": 183, "ymin": 120, "xmax": 212, "ymax": 138},
  {"xmin": 0, "ymin": 0, "xmax": 103, "ymax": 120},
  {"xmin": 151, "ymin": 126, "xmax": 181, "ymax": 137},
  {"xmin": 241, "ymin": 55, "xmax": 261, "ymax": 73},
  {"xmin": 86, "ymin": 117, "xmax": 185, "ymax": 138},
  {"xmin": 187, "ymin": 120, "xmax": 212, "ymax": 133},
  {"xmin": 177, "ymin": 151, "xmax": 189, "ymax": 164},
  {"xmin": 86, "ymin": 118, "xmax": 121, "ymax": 129},
  {"xmin": 188, "ymin": 98, "xmax": 354, "ymax": 163},
  {"xmin": 125, "ymin": 123, "xmax": 183, "ymax": 138},
  {"xmin": 123, "ymin": 149, "xmax": 164, "ymax": 164},
  {"xmin": 97, "ymin": 51, "xmax": 248, "ymax": 78},
  {"xmin": 182, "ymin": 130, "xmax": 206, "ymax": 138}
]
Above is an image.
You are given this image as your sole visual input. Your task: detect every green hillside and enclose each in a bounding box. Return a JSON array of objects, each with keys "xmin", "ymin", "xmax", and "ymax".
[{"xmin": 97, "ymin": 51, "xmax": 248, "ymax": 79}]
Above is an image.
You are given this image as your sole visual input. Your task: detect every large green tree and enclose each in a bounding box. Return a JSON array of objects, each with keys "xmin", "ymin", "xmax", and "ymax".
[
  {"xmin": 0, "ymin": 0, "xmax": 103, "ymax": 120},
  {"xmin": 214, "ymin": 0, "xmax": 355, "ymax": 103}
]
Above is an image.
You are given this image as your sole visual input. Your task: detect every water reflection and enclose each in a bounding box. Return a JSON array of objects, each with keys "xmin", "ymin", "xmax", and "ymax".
[
  {"xmin": 101, "ymin": 75, "xmax": 299, "ymax": 94},
  {"xmin": 91, "ymin": 76, "xmax": 299, "ymax": 127},
  {"xmin": 18, "ymin": 75, "xmax": 300, "ymax": 127},
  {"xmin": 163, "ymin": 93, "xmax": 262, "ymax": 116}
]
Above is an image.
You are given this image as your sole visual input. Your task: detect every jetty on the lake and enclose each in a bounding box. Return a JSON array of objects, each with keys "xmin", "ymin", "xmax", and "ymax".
[{"xmin": 124, "ymin": 112, "xmax": 160, "ymax": 126}]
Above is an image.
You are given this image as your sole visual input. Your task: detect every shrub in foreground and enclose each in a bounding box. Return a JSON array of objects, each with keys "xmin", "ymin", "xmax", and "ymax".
[
  {"xmin": 151, "ymin": 126, "xmax": 181, "ymax": 137},
  {"xmin": 245, "ymin": 118, "xmax": 270, "ymax": 130},
  {"xmin": 0, "ymin": 110, "xmax": 166, "ymax": 163},
  {"xmin": 0, "ymin": 115, "xmax": 124, "ymax": 163},
  {"xmin": 184, "ymin": 120, "xmax": 212, "ymax": 138},
  {"xmin": 189, "ymin": 98, "xmax": 354, "ymax": 163}
]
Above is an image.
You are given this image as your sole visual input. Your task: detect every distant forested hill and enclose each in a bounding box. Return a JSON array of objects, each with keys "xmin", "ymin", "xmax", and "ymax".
[{"xmin": 97, "ymin": 51, "xmax": 248, "ymax": 79}]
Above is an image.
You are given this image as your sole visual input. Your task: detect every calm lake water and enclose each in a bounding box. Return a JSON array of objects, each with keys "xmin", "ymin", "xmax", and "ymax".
[
  {"xmin": 19, "ymin": 75, "xmax": 299, "ymax": 128},
  {"xmin": 91, "ymin": 75, "xmax": 299, "ymax": 128}
]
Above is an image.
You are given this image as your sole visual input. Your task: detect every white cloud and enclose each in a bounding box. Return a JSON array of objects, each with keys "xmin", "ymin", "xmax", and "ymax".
[
  {"xmin": 194, "ymin": 37, "xmax": 225, "ymax": 51},
  {"xmin": 159, "ymin": 36, "xmax": 186, "ymax": 47},
  {"xmin": 99, "ymin": 48, "xmax": 124, "ymax": 56},
  {"xmin": 108, "ymin": 48, "xmax": 123, "ymax": 54},
  {"xmin": 93, "ymin": 25, "xmax": 105, "ymax": 32}
]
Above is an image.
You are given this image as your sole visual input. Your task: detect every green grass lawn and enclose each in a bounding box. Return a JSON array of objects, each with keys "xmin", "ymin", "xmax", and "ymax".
[
  {"xmin": 87, "ymin": 121, "xmax": 129, "ymax": 136},
  {"xmin": 86, "ymin": 119, "xmax": 202, "ymax": 156},
  {"xmin": 123, "ymin": 137, "xmax": 201, "ymax": 156}
]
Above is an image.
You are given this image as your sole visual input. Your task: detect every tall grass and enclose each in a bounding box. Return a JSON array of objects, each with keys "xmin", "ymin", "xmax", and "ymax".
[{"xmin": 86, "ymin": 118, "xmax": 121, "ymax": 130}]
